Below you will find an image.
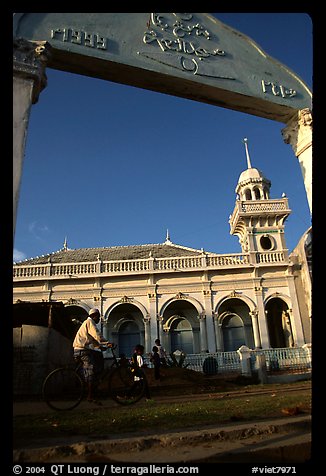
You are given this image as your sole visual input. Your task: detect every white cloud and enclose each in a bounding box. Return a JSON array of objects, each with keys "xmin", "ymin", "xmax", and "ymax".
[
  {"xmin": 28, "ymin": 221, "xmax": 36, "ymax": 233},
  {"xmin": 13, "ymin": 249, "xmax": 27, "ymax": 262},
  {"xmin": 28, "ymin": 221, "xmax": 50, "ymax": 241}
]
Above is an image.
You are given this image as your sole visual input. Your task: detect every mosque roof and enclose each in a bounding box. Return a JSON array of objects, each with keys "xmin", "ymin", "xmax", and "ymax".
[{"xmin": 14, "ymin": 241, "xmax": 217, "ymax": 265}]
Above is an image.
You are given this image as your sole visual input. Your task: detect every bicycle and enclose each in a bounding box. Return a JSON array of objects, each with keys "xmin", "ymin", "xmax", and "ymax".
[{"xmin": 42, "ymin": 344, "xmax": 148, "ymax": 411}]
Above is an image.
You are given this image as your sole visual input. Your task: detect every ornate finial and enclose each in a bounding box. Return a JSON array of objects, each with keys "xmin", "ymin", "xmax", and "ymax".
[
  {"xmin": 63, "ymin": 236, "xmax": 68, "ymax": 251},
  {"xmin": 242, "ymin": 138, "xmax": 252, "ymax": 169},
  {"xmin": 165, "ymin": 229, "xmax": 172, "ymax": 244}
]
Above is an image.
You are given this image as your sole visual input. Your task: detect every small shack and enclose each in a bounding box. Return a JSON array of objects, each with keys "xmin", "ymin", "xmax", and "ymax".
[{"xmin": 13, "ymin": 301, "xmax": 77, "ymax": 396}]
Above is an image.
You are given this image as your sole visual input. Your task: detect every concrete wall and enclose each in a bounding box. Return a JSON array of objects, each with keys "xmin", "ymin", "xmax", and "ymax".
[{"xmin": 13, "ymin": 325, "xmax": 74, "ymax": 396}]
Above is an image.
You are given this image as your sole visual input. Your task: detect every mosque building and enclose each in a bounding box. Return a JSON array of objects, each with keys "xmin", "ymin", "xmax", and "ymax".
[{"xmin": 13, "ymin": 141, "xmax": 311, "ymax": 357}]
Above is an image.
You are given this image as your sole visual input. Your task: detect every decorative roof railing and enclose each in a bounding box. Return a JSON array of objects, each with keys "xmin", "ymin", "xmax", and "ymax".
[
  {"xmin": 229, "ymin": 198, "xmax": 291, "ymax": 230},
  {"xmin": 240, "ymin": 200, "xmax": 289, "ymax": 213},
  {"xmin": 13, "ymin": 250, "xmax": 288, "ymax": 280}
]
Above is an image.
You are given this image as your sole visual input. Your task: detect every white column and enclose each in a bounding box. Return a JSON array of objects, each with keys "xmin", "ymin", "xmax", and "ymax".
[
  {"xmin": 249, "ymin": 309, "xmax": 262, "ymax": 349},
  {"xmin": 198, "ymin": 313, "xmax": 208, "ymax": 352},
  {"xmin": 213, "ymin": 313, "xmax": 223, "ymax": 351},
  {"xmin": 202, "ymin": 290, "xmax": 217, "ymax": 352},
  {"xmin": 143, "ymin": 316, "xmax": 151, "ymax": 353},
  {"xmin": 157, "ymin": 315, "xmax": 164, "ymax": 338},
  {"xmin": 206, "ymin": 315, "xmax": 217, "ymax": 352},
  {"xmin": 286, "ymin": 275, "xmax": 306, "ymax": 346},
  {"xmin": 158, "ymin": 316, "xmax": 170, "ymax": 355},
  {"xmin": 255, "ymin": 287, "xmax": 270, "ymax": 348},
  {"xmin": 282, "ymin": 108, "xmax": 312, "ymax": 213},
  {"xmin": 148, "ymin": 293, "xmax": 158, "ymax": 350},
  {"xmin": 13, "ymin": 39, "xmax": 51, "ymax": 239}
]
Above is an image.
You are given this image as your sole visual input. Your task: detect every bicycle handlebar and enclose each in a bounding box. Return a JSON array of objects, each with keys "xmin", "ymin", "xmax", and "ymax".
[{"xmin": 100, "ymin": 342, "xmax": 117, "ymax": 350}]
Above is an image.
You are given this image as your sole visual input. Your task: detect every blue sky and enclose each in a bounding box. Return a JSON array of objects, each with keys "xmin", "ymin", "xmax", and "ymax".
[{"xmin": 13, "ymin": 13, "xmax": 312, "ymax": 262}]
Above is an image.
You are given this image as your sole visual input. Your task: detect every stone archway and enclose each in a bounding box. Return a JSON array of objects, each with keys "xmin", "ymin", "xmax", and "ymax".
[
  {"xmin": 104, "ymin": 302, "xmax": 145, "ymax": 356},
  {"xmin": 167, "ymin": 315, "xmax": 194, "ymax": 354},
  {"xmin": 217, "ymin": 298, "xmax": 255, "ymax": 351},
  {"xmin": 265, "ymin": 297, "xmax": 293, "ymax": 348},
  {"xmin": 13, "ymin": 13, "xmax": 312, "ymax": 241},
  {"xmin": 161, "ymin": 299, "xmax": 200, "ymax": 354}
]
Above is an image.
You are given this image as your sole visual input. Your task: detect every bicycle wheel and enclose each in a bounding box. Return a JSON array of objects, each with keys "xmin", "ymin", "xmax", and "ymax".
[
  {"xmin": 108, "ymin": 366, "xmax": 146, "ymax": 405},
  {"xmin": 42, "ymin": 367, "xmax": 84, "ymax": 411}
]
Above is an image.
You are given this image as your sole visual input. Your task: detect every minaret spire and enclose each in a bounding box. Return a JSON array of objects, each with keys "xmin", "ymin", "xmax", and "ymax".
[
  {"xmin": 243, "ymin": 138, "xmax": 252, "ymax": 169},
  {"xmin": 165, "ymin": 229, "xmax": 172, "ymax": 244},
  {"xmin": 63, "ymin": 236, "xmax": 68, "ymax": 251}
]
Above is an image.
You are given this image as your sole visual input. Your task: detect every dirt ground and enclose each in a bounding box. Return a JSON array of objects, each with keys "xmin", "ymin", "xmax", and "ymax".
[
  {"xmin": 132, "ymin": 366, "xmax": 261, "ymax": 395},
  {"xmin": 13, "ymin": 370, "xmax": 312, "ymax": 464},
  {"xmin": 14, "ymin": 414, "xmax": 311, "ymax": 464}
]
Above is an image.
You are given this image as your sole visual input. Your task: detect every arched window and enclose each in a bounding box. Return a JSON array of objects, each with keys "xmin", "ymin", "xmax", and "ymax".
[
  {"xmin": 170, "ymin": 317, "xmax": 193, "ymax": 354},
  {"xmin": 222, "ymin": 314, "xmax": 246, "ymax": 351},
  {"xmin": 245, "ymin": 188, "xmax": 252, "ymax": 200},
  {"xmin": 265, "ymin": 298, "xmax": 293, "ymax": 348},
  {"xmin": 253, "ymin": 187, "xmax": 261, "ymax": 200},
  {"xmin": 118, "ymin": 321, "xmax": 141, "ymax": 357}
]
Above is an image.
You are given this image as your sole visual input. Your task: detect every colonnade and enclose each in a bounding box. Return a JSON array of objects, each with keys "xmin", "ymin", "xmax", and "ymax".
[{"xmin": 102, "ymin": 303, "xmax": 305, "ymax": 354}]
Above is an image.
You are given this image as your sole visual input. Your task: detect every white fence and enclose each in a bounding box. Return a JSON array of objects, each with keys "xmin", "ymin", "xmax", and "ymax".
[
  {"xmin": 250, "ymin": 346, "xmax": 312, "ymax": 374},
  {"xmin": 181, "ymin": 351, "xmax": 242, "ymax": 374},
  {"xmin": 145, "ymin": 345, "xmax": 312, "ymax": 377}
]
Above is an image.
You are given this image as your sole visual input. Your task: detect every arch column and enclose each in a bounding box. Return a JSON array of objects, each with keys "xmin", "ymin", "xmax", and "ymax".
[
  {"xmin": 285, "ymin": 275, "xmax": 306, "ymax": 346},
  {"xmin": 143, "ymin": 315, "xmax": 151, "ymax": 353},
  {"xmin": 249, "ymin": 309, "xmax": 262, "ymax": 349},
  {"xmin": 282, "ymin": 108, "xmax": 312, "ymax": 213},
  {"xmin": 13, "ymin": 39, "xmax": 52, "ymax": 239},
  {"xmin": 157, "ymin": 315, "xmax": 169, "ymax": 353},
  {"xmin": 286, "ymin": 307, "xmax": 304, "ymax": 347},
  {"xmin": 198, "ymin": 312, "xmax": 208, "ymax": 352},
  {"xmin": 157, "ymin": 314, "xmax": 164, "ymax": 339},
  {"xmin": 102, "ymin": 320, "xmax": 110, "ymax": 343},
  {"xmin": 147, "ymin": 293, "xmax": 158, "ymax": 348},
  {"xmin": 254, "ymin": 287, "xmax": 270, "ymax": 348},
  {"xmin": 283, "ymin": 309, "xmax": 294, "ymax": 347},
  {"xmin": 202, "ymin": 290, "xmax": 217, "ymax": 352},
  {"xmin": 213, "ymin": 313, "xmax": 223, "ymax": 351}
]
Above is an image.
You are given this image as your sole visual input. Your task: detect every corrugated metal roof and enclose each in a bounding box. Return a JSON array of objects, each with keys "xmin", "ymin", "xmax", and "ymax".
[{"xmin": 14, "ymin": 242, "xmax": 216, "ymax": 265}]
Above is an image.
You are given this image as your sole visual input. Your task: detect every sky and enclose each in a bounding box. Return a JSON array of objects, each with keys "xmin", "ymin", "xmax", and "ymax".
[{"xmin": 13, "ymin": 13, "xmax": 312, "ymax": 263}]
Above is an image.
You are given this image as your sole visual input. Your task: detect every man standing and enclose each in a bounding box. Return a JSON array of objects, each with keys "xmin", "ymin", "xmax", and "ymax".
[
  {"xmin": 155, "ymin": 338, "xmax": 167, "ymax": 366},
  {"xmin": 73, "ymin": 308, "xmax": 112, "ymax": 403}
]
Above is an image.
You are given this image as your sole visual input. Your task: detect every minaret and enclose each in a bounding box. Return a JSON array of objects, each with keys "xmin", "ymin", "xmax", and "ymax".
[
  {"xmin": 164, "ymin": 229, "xmax": 172, "ymax": 244},
  {"xmin": 229, "ymin": 139, "xmax": 291, "ymax": 258},
  {"xmin": 236, "ymin": 138, "xmax": 271, "ymax": 201}
]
